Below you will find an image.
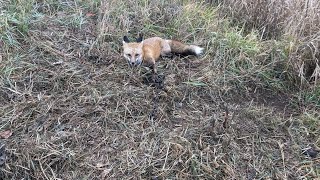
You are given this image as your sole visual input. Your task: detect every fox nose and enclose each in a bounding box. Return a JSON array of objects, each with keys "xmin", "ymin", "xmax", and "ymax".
[{"xmin": 131, "ymin": 62, "xmax": 135, "ymax": 66}]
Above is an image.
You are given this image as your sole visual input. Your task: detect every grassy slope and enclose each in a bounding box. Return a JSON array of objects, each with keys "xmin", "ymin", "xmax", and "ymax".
[{"xmin": 0, "ymin": 0, "xmax": 319, "ymax": 179}]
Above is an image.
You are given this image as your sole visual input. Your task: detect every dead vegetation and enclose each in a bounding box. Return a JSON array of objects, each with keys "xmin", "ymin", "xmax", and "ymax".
[
  {"xmin": 213, "ymin": 0, "xmax": 320, "ymax": 86},
  {"xmin": 0, "ymin": 0, "xmax": 319, "ymax": 179}
]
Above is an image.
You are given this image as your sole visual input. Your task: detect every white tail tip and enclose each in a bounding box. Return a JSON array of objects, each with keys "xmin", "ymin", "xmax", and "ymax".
[{"xmin": 193, "ymin": 46, "xmax": 204, "ymax": 56}]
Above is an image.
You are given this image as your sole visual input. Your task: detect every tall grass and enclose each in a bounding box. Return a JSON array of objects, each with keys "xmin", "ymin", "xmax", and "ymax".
[{"xmin": 212, "ymin": 0, "xmax": 320, "ymax": 89}]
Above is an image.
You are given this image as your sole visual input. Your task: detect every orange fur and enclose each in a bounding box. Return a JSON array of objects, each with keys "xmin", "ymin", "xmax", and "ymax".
[{"xmin": 122, "ymin": 36, "xmax": 203, "ymax": 74}]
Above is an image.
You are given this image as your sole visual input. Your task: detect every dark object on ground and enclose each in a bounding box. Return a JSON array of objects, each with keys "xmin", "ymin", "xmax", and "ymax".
[
  {"xmin": 142, "ymin": 72, "xmax": 165, "ymax": 89},
  {"xmin": 142, "ymin": 72, "xmax": 166, "ymax": 120},
  {"xmin": 303, "ymin": 147, "xmax": 319, "ymax": 158}
]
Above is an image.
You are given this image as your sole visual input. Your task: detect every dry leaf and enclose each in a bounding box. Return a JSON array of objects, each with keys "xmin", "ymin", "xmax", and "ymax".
[
  {"xmin": 86, "ymin": 13, "xmax": 95, "ymax": 17},
  {"xmin": 0, "ymin": 130, "xmax": 12, "ymax": 139}
]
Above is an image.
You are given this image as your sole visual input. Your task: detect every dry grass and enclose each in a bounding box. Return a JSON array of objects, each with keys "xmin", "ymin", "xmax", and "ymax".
[
  {"xmin": 0, "ymin": 0, "xmax": 319, "ymax": 179},
  {"xmin": 213, "ymin": 0, "xmax": 320, "ymax": 87}
]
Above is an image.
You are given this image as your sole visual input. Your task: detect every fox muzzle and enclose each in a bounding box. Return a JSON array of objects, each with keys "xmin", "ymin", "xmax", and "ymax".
[{"xmin": 128, "ymin": 58, "xmax": 142, "ymax": 67}]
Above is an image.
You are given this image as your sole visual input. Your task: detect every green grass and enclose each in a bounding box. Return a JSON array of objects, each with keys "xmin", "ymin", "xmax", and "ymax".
[
  {"xmin": 0, "ymin": 0, "xmax": 36, "ymax": 46},
  {"xmin": 302, "ymin": 112, "xmax": 320, "ymax": 134},
  {"xmin": 0, "ymin": 0, "xmax": 319, "ymax": 179},
  {"xmin": 303, "ymin": 86, "xmax": 320, "ymax": 107}
]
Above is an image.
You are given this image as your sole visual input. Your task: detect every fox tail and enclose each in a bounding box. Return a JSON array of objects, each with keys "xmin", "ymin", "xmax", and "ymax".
[{"xmin": 167, "ymin": 40, "xmax": 204, "ymax": 56}]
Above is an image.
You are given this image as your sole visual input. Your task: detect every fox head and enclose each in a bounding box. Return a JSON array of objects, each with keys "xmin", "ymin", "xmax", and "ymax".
[{"xmin": 122, "ymin": 34, "xmax": 144, "ymax": 67}]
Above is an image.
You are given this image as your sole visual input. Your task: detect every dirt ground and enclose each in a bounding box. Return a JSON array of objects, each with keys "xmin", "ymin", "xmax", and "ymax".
[{"xmin": 0, "ymin": 1, "xmax": 319, "ymax": 179}]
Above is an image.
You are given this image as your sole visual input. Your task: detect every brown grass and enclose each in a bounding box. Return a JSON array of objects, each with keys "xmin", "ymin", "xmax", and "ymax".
[
  {"xmin": 213, "ymin": 0, "xmax": 320, "ymax": 86},
  {"xmin": 0, "ymin": 0, "xmax": 319, "ymax": 179}
]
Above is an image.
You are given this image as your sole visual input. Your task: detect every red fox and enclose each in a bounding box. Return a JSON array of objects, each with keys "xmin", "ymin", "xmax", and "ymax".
[{"xmin": 122, "ymin": 34, "xmax": 204, "ymax": 74}]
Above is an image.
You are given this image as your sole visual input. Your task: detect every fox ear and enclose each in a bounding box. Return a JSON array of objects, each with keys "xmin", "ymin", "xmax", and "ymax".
[
  {"xmin": 123, "ymin": 36, "xmax": 130, "ymax": 43},
  {"xmin": 136, "ymin": 33, "xmax": 143, "ymax": 43}
]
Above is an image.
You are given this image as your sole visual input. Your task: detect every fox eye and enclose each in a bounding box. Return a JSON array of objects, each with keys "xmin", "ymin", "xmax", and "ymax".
[
  {"xmin": 126, "ymin": 54, "xmax": 131, "ymax": 57},
  {"xmin": 135, "ymin": 54, "xmax": 140, "ymax": 57}
]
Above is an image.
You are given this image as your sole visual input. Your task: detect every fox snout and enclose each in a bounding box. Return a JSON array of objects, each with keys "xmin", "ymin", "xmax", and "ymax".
[
  {"xmin": 129, "ymin": 61, "xmax": 137, "ymax": 67},
  {"xmin": 128, "ymin": 58, "xmax": 142, "ymax": 67}
]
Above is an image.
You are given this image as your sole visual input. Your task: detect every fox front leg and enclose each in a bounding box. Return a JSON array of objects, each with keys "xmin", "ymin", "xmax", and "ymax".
[{"xmin": 151, "ymin": 63, "xmax": 157, "ymax": 82}]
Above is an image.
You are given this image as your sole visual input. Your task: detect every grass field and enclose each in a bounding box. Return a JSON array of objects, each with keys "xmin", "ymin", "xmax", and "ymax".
[{"xmin": 0, "ymin": 0, "xmax": 319, "ymax": 179}]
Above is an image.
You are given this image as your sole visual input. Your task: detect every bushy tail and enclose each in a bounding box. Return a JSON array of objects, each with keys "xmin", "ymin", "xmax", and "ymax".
[{"xmin": 167, "ymin": 40, "xmax": 204, "ymax": 56}]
